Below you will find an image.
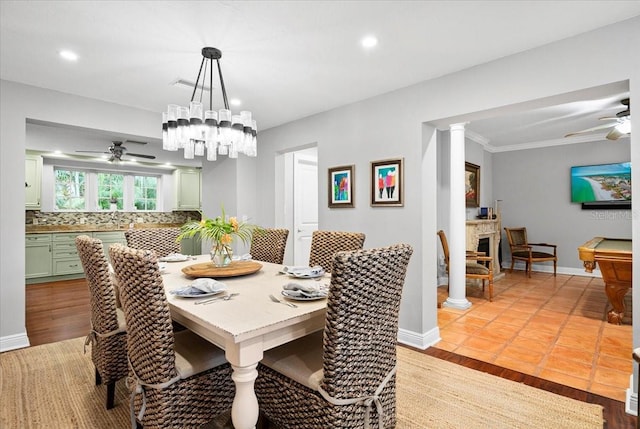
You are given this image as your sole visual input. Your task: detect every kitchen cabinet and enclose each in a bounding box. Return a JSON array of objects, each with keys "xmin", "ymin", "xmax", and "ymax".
[
  {"xmin": 173, "ymin": 168, "xmax": 201, "ymax": 210},
  {"xmin": 25, "ymin": 234, "xmax": 52, "ymax": 278},
  {"xmin": 52, "ymin": 233, "xmax": 84, "ymax": 275},
  {"xmin": 94, "ymin": 231, "xmax": 126, "ymax": 262},
  {"xmin": 180, "ymin": 235, "xmax": 202, "ymax": 256},
  {"xmin": 25, "ymin": 153, "xmax": 43, "ymax": 210}
]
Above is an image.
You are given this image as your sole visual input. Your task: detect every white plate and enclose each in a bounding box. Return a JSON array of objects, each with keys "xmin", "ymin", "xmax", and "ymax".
[
  {"xmin": 281, "ymin": 290, "xmax": 328, "ymax": 301},
  {"xmin": 288, "ymin": 270, "xmax": 325, "ymax": 279},
  {"xmin": 159, "ymin": 254, "xmax": 190, "ymax": 262},
  {"xmin": 279, "ymin": 265, "xmax": 308, "ymax": 275},
  {"xmin": 170, "ymin": 285, "xmax": 227, "ymax": 298}
]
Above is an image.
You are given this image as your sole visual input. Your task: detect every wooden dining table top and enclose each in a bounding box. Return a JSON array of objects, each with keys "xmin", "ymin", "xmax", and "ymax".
[{"xmin": 162, "ymin": 254, "xmax": 329, "ymax": 348}]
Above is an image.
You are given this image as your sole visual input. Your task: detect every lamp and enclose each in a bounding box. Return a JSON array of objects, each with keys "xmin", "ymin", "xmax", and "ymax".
[{"xmin": 162, "ymin": 47, "xmax": 257, "ymax": 161}]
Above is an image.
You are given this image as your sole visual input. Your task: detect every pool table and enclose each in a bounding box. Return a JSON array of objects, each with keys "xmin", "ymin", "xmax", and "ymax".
[{"xmin": 577, "ymin": 237, "xmax": 632, "ymax": 324}]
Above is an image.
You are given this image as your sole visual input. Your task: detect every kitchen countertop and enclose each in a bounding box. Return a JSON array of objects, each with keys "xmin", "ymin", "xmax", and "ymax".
[{"xmin": 25, "ymin": 223, "xmax": 183, "ymax": 234}]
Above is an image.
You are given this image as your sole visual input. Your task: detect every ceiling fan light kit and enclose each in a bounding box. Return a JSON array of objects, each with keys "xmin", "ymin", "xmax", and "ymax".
[
  {"xmin": 565, "ymin": 98, "xmax": 631, "ymax": 141},
  {"xmin": 76, "ymin": 141, "xmax": 156, "ymax": 163},
  {"xmin": 162, "ymin": 47, "xmax": 257, "ymax": 161}
]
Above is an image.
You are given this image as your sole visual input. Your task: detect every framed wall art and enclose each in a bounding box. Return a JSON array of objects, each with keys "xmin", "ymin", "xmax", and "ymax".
[
  {"xmin": 328, "ymin": 165, "xmax": 354, "ymax": 208},
  {"xmin": 371, "ymin": 158, "xmax": 404, "ymax": 207},
  {"xmin": 465, "ymin": 162, "xmax": 480, "ymax": 208}
]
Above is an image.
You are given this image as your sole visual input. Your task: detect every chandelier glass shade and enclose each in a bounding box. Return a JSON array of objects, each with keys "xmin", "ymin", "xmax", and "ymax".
[{"xmin": 162, "ymin": 47, "xmax": 257, "ymax": 161}]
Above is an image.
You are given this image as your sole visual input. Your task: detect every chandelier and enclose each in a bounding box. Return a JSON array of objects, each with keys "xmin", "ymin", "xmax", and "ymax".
[{"xmin": 162, "ymin": 47, "xmax": 257, "ymax": 160}]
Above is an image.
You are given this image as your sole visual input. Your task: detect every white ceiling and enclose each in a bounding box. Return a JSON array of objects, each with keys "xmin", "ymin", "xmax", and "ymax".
[{"xmin": 1, "ymin": 1, "xmax": 638, "ymax": 157}]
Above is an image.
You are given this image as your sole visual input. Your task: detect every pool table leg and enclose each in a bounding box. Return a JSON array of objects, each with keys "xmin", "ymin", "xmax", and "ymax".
[{"xmin": 605, "ymin": 282, "xmax": 630, "ymax": 325}]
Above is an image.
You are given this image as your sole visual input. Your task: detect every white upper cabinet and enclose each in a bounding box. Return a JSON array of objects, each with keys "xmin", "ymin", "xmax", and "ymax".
[
  {"xmin": 25, "ymin": 153, "xmax": 43, "ymax": 210},
  {"xmin": 173, "ymin": 168, "xmax": 201, "ymax": 210}
]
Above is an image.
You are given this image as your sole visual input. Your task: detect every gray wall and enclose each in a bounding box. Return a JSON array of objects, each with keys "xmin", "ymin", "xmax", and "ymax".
[
  {"xmin": 494, "ymin": 140, "xmax": 632, "ymax": 273},
  {"xmin": 1, "ymin": 16, "xmax": 639, "ymax": 371}
]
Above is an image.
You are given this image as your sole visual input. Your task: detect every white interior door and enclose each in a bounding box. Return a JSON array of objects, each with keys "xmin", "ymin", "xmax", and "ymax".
[{"xmin": 293, "ymin": 152, "xmax": 318, "ymax": 265}]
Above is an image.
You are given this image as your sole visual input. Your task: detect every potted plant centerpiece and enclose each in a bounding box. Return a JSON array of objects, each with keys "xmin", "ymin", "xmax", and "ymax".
[{"xmin": 178, "ymin": 207, "xmax": 259, "ymax": 267}]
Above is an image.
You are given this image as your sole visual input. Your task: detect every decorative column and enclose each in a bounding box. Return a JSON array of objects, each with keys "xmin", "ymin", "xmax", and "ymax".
[{"xmin": 443, "ymin": 123, "xmax": 471, "ymax": 310}]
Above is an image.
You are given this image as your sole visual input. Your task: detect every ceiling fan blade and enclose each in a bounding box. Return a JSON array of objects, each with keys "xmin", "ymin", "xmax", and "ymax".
[
  {"xmin": 124, "ymin": 140, "xmax": 148, "ymax": 145},
  {"xmin": 76, "ymin": 150, "xmax": 109, "ymax": 154},
  {"xmin": 564, "ymin": 122, "xmax": 616, "ymax": 138},
  {"xmin": 127, "ymin": 152, "xmax": 156, "ymax": 159},
  {"xmin": 605, "ymin": 127, "xmax": 628, "ymax": 141}
]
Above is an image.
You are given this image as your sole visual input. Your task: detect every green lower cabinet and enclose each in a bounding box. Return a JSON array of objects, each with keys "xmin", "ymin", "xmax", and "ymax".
[
  {"xmin": 180, "ymin": 236, "xmax": 202, "ymax": 256},
  {"xmin": 94, "ymin": 231, "xmax": 126, "ymax": 262},
  {"xmin": 26, "ymin": 230, "xmax": 126, "ymax": 283},
  {"xmin": 26, "ymin": 234, "xmax": 52, "ymax": 279},
  {"xmin": 52, "ymin": 232, "xmax": 84, "ymax": 275}
]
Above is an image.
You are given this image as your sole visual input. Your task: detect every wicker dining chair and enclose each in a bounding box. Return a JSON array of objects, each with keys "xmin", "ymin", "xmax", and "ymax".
[
  {"xmin": 249, "ymin": 228, "xmax": 289, "ymax": 264},
  {"xmin": 75, "ymin": 235, "xmax": 128, "ymax": 410},
  {"xmin": 124, "ymin": 228, "xmax": 182, "ymax": 258},
  {"xmin": 109, "ymin": 243, "xmax": 234, "ymax": 429},
  {"xmin": 308, "ymin": 230, "xmax": 366, "ymax": 273},
  {"xmin": 256, "ymin": 243, "xmax": 413, "ymax": 429}
]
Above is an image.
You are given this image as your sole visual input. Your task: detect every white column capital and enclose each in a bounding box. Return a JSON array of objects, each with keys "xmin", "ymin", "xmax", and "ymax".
[{"xmin": 449, "ymin": 122, "xmax": 468, "ymax": 132}]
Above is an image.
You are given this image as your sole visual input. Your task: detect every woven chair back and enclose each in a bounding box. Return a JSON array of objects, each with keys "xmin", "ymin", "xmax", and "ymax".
[
  {"xmin": 321, "ymin": 243, "xmax": 413, "ymax": 400},
  {"xmin": 308, "ymin": 230, "xmax": 365, "ymax": 273},
  {"xmin": 250, "ymin": 228, "xmax": 289, "ymax": 264},
  {"xmin": 124, "ymin": 228, "xmax": 182, "ymax": 258},
  {"xmin": 75, "ymin": 235, "xmax": 121, "ymax": 337},
  {"xmin": 109, "ymin": 243, "xmax": 178, "ymax": 385},
  {"xmin": 75, "ymin": 235, "xmax": 128, "ymax": 385},
  {"xmin": 505, "ymin": 227, "xmax": 528, "ymax": 246}
]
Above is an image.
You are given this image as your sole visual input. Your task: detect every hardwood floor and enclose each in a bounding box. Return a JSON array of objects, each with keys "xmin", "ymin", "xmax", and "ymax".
[{"xmin": 26, "ymin": 278, "xmax": 637, "ymax": 428}]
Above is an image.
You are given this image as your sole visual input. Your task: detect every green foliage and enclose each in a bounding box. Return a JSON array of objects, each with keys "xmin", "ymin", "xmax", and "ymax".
[{"xmin": 178, "ymin": 205, "xmax": 261, "ymax": 248}]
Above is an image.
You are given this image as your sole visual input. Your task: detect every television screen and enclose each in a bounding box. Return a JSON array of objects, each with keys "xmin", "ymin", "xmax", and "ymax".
[{"xmin": 570, "ymin": 162, "xmax": 631, "ymax": 203}]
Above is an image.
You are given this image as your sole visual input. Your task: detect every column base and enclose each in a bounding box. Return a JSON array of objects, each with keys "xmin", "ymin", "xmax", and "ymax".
[{"xmin": 442, "ymin": 297, "xmax": 472, "ymax": 310}]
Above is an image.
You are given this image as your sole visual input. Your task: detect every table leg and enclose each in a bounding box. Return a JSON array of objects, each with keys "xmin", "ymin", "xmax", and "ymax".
[
  {"xmin": 230, "ymin": 363, "xmax": 259, "ymax": 429},
  {"xmin": 605, "ymin": 282, "xmax": 630, "ymax": 325}
]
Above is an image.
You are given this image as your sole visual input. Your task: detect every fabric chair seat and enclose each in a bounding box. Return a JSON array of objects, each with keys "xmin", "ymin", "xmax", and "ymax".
[
  {"xmin": 465, "ymin": 261, "xmax": 490, "ymax": 275},
  {"xmin": 260, "ymin": 331, "xmax": 324, "ymax": 391},
  {"xmin": 173, "ymin": 330, "xmax": 228, "ymax": 380},
  {"xmin": 512, "ymin": 250, "xmax": 554, "ymax": 259},
  {"xmin": 115, "ymin": 308, "xmax": 126, "ymax": 331}
]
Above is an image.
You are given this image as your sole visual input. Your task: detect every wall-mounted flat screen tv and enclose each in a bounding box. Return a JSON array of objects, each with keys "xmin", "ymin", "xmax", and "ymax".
[{"xmin": 570, "ymin": 162, "xmax": 631, "ymax": 206}]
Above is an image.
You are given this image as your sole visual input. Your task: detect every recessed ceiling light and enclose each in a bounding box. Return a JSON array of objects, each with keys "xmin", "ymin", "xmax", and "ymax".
[
  {"xmin": 59, "ymin": 50, "xmax": 78, "ymax": 61},
  {"xmin": 361, "ymin": 36, "xmax": 378, "ymax": 49},
  {"xmin": 230, "ymin": 99, "xmax": 242, "ymax": 107}
]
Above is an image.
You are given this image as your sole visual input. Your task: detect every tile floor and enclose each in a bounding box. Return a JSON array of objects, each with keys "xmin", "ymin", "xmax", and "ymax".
[{"xmin": 435, "ymin": 270, "xmax": 634, "ymax": 402}]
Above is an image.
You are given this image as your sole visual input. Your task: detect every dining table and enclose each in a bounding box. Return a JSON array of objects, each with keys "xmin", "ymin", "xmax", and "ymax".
[{"xmin": 161, "ymin": 254, "xmax": 329, "ymax": 429}]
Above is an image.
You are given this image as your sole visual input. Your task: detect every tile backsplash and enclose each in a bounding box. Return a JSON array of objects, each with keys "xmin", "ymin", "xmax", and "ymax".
[{"xmin": 26, "ymin": 210, "xmax": 201, "ymax": 226}]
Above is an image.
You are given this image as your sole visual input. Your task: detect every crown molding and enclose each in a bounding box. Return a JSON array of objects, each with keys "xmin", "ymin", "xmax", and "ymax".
[{"xmin": 486, "ymin": 132, "xmax": 621, "ymax": 153}]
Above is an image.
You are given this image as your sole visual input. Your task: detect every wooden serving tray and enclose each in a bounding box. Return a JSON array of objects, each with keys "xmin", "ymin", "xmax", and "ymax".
[{"xmin": 182, "ymin": 260, "xmax": 263, "ymax": 278}]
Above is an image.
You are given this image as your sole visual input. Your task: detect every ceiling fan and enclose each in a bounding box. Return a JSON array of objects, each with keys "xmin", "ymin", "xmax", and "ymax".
[
  {"xmin": 76, "ymin": 140, "xmax": 156, "ymax": 162},
  {"xmin": 565, "ymin": 98, "xmax": 631, "ymax": 141}
]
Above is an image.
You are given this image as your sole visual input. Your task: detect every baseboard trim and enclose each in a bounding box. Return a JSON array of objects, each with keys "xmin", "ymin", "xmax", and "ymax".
[
  {"xmin": 503, "ymin": 262, "xmax": 602, "ymax": 278},
  {"xmin": 0, "ymin": 332, "xmax": 30, "ymax": 352},
  {"xmin": 397, "ymin": 326, "xmax": 440, "ymax": 350},
  {"xmin": 625, "ymin": 374, "xmax": 638, "ymax": 416}
]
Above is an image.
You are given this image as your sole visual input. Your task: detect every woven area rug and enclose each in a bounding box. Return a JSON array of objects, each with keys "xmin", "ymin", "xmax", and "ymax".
[{"xmin": 0, "ymin": 338, "xmax": 603, "ymax": 428}]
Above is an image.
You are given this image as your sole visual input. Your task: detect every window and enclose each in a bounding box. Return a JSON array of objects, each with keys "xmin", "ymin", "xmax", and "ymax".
[
  {"xmin": 134, "ymin": 175, "xmax": 158, "ymax": 211},
  {"xmin": 55, "ymin": 168, "xmax": 86, "ymax": 210},
  {"xmin": 97, "ymin": 173, "xmax": 124, "ymax": 210},
  {"xmin": 52, "ymin": 166, "xmax": 162, "ymax": 212}
]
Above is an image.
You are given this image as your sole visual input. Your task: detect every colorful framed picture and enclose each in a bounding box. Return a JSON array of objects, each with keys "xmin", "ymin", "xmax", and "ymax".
[
  {"xmin": 371, "ymin": 158, "xmax": 404, "ymax": 207},
  {"xmin": 328, "ymin": 165, "xmax": 355, "ymax": 208},
  {"xmin": 465, "ymin": 162, "xmax": 480, "ymax": 208}
]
